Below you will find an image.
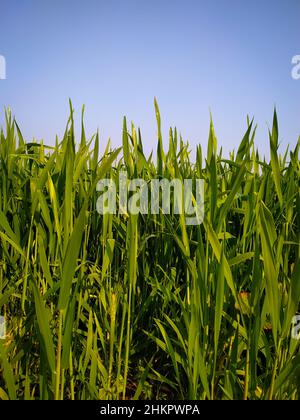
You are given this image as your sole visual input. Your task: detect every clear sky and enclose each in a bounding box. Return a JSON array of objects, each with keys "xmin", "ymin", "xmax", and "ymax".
[{"xmin": 0, "ymin": 0, "xmax": 299, "ymax": 157}]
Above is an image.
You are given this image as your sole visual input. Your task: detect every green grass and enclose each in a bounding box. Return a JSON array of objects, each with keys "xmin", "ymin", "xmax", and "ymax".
[{"xmin": 0, "ymin": 101, "xmax": 299, "ymax": 400}]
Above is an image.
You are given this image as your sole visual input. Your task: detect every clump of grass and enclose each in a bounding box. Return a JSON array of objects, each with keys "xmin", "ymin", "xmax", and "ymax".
[{"xmin": 0, "ymin": 101, "xmax": 299, "ymax": 400}]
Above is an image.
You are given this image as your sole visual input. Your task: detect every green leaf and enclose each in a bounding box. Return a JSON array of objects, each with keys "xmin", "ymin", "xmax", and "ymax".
[{"xmin": 32, "ymin": 283, "xmax": 56, "ymax": 372}]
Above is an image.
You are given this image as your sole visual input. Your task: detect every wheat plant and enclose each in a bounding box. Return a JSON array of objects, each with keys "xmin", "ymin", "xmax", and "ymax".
[{"xmin": 0, "ymin": 101, "xmax": 299, "ymax": 400}]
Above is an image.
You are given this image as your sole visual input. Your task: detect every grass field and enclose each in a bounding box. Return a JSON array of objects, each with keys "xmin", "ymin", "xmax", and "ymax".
[{"xmin": 0, "ymin": 101, "xmax": 299, "ymax": 400}]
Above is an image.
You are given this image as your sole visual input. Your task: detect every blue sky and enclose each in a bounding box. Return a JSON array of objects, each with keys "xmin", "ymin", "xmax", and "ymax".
[{"xmin": 0, "ymin": 0, "xmax": 299, "ymax": 157}]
